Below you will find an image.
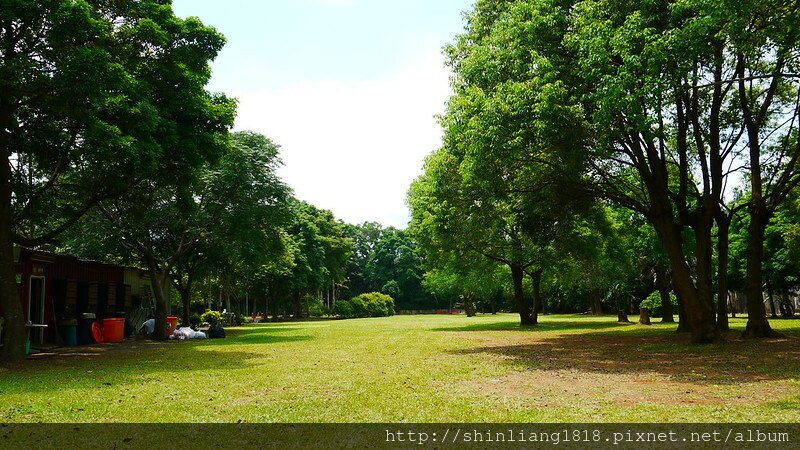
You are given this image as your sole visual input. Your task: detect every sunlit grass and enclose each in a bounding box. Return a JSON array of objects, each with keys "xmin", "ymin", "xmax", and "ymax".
[{"xmin": 0, "ymin": 314, "xmax": 797, "ymax": 423}]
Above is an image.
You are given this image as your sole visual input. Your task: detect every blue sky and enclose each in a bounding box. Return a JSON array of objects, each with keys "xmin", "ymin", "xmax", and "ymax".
[{"xmin": 172, "ymin": 0, "xmax": 474, "ymax": 228}]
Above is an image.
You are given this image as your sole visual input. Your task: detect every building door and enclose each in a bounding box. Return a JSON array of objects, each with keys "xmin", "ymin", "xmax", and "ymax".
[{"xmin": 28, "ymin": 277, "xmax": 46, "ymax": 344}]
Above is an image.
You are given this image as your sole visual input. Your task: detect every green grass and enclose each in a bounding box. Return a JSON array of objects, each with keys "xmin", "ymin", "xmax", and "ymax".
[{"xmin": 0, "ymin": 314, "xmax": 798, "ymax": 423}]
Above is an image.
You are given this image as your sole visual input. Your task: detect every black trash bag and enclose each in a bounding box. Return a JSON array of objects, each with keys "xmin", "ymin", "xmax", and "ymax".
[{"xmin": 208, "ymin": 324, "xmax": 226, "ymax": 339}]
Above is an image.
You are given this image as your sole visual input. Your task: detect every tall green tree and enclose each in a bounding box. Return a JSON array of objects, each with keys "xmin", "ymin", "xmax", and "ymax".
[
  {"xmin": 262, "ymin": 201, "xmax": 352, "ymax": 317},
  {"xmin": 728, "ymin": 0, "xmax": 800, "ymax": 336},
  {"xmin": 414, "ymin": 0, "xmax": 594, "ymax": 326},
  {"xmin": 343, "ymin": 222, "xmax": 384, "ymax": 298},
  {"xmin": 409, "ymin": 146, "xmax": 559, "ymax": 326},
  {"xmin": 1, "ymin": 0, "xmax": 229, "ymax": 359},
  {"xmin": 168, "ymin": 131, "xmax": 290, "ymax": 325},
  {"xmin": 445, "ymin": 0, "xmax": 800, "ymax": 342}
]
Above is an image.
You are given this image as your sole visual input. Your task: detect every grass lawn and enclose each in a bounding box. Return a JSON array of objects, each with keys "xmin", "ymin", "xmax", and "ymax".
[{"xmin": 1, "ymin": 314, "xmax": 798, "ymax": 423}]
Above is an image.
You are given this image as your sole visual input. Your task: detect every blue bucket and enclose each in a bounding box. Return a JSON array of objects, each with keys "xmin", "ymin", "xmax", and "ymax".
[{"xmin": 59, "ymin": 325, "xmax": 78, "ymax": 347}]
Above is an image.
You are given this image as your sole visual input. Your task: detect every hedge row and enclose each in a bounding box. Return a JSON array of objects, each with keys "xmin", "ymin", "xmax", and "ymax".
[{"xmin": 333, "ymin": 292, "xmax": 395, "ymax": 319}]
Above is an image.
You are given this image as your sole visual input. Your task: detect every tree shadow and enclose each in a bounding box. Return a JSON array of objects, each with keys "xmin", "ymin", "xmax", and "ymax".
[
  {"xmin": 451, "ymin": 327, "xmax": 800, "ymax": 385},
  {"xmin": 1, "ymin": 327, "xmax": 313, "ymax": 395},
  {"xmin": 431, "ymin": 316, "xmax": 632, "ymax": 333},
  {"xmin": 207, "ymin": 327, "xmax": 313, "ymax": 346}
]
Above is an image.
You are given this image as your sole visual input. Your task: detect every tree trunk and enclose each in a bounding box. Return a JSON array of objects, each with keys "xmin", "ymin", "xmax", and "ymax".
[
  {"xmin": 174, "ymin": 273, "xmax": 193, "ymax": 327},
  {"xmin": 618, "ymin": 310, "xmax": 630, "ymax": 323},
  {"xmin": 780, "ymin": 289, "xmax": 794, "ymax": 317},
  {"xmin": 655, "ymin": 266, "xmax": 674, "ymax": 323},
  {"xmin": 178, "ymin": 285, "xmax": 191, "ymax": 328},
  {"xmin": 0, "ymin": 155, "xmax": 26, "ymax": 361},
  {"xmin": 767, "ymin": 286, "xmax": 777, "ymax": 318},
  {"xmin": 510, "ymin": 263, "xmax": 533, "ymax": 325},
  {"xmin": 692, "ymin": 210, "xmax": 721, "ymax": 342},
  {"xmin": 716, "ymin": 214, "xmax": 730, "ymax": 331},
  {"xmin": 293, "ymin": 290, "xmax": 302, "ymax": 318},
  {"xmin": 674, "ymin": 286, "xmax": 691, "ymax": 332},
  {"xmin": 639, "ymin": 308, "xmax": 651, "ymax": 325},
  {"xmin": 738, "ymin": 61, "xmax": 778, "ymax": 339},
  {"xmin": 589, "ymin": 289, "xmax": 603, "ymax": 316},
  {"xmin": 743, "ymin": 199, "xmax": 778, "ymax": 338},
  {"xmin": 655, "ymin": 215, "xmax": 717, "ymax": 342},
  {"xmin": 540, "ymin": 289, "xmax": 547, "ymax": 315},
  {"xmin": 530, "ymin": 270, "xmax": 542, "ymax": 325},
  {"xmin": 463, "ymin": 293, "xmax": 476, "ymax": 317},
  {"xmin": 147, "ymin": 260, "xmax": 168, "ymax": 341}
]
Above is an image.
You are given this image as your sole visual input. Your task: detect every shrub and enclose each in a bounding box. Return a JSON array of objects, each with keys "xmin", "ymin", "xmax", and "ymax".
[
  {"xmin": 640, "ymin": 291, "xmax": 677, "ymax": 316},
  {"xmin": 201, "ymin": 310, "xmax": 223, "ymax": 327},
  {"xmin": 332, "ymin": 299, "xmax": 354, "ymax": 319},
  {"xmin": 243, "ymin": 316, "xmax": 254, "ymax": 324},
  {"xmin": 349, "ymin": 296, "xmax": 368, "ymax": 318},
  {"xmin": 308, "ymin": 300, "xmax": 329, "ymax": 318},
  {"xmin": 189, "ymin": 313, "xmax": 202, "ymax": 328},
  {"xmin": 333, "ymin": 293, "xmax": 395, "ymax": 319}
]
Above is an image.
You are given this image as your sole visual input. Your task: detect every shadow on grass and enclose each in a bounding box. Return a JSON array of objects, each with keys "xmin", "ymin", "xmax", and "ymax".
[
  {"xmin": 431, "ymin": 316, "xmax": 631, "ymax": 333},
  {"xmin": 0, "ymin": 328, "xmax": 313, "ymax": 395},
  {"xmin": 450, "ymin": 326, "xmax": 800, "ymax": 385},
  {"xmin": 214, "ymin": 327, "xmax": 313, "ymax": 346}
]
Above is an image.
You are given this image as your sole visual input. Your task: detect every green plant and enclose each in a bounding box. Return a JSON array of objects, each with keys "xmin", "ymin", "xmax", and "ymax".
[
  {"xmin": 349, "ymin": 296, "xmax": 367, "ymax": 318},
  {"xmin": 201, "ymin": 310, "xmax": 223, "ymax": 327},
  {"xmin": 308, "ymin": 300, "xmax": 329, "ymax": 318},
  {"xmin": 189, "ymin": 313, "xmax": 202, "ymax": 328},
  {"xmin": 640, "ymin": 291, "xmax": 677, "ymax": 316},
  {"xmin": 233, "ymin": 314, "xmax": 248, "ymax": 326},
  {"xmin": 332, "ymin": 293, "xmax": 395, "ymax": 319},
  {"xmin": 332, "ymin": 300, "xmax": 354, "ymax": 319}
]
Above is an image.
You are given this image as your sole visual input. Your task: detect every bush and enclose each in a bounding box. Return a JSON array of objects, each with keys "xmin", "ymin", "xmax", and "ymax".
[
  {"xmin": 332, "ymin": 299, "xmax": 354, "ymax": 318},
  {"xmin": 201, "ymin": 310, "xmax": 223, "ymax": 327},
  {"xmin": 189, "ymin": 313, "xmax": 202, "ymax": 328},
  {"xmin": 349, "ymin": 296, "xmax": 368, "ymax": 318},
  {"xmin": 640, "ymin": 291, "xmax": 677, "ymax": 316},
  {"xmin": 308, "ymin": 300, "xmax": 329, "ymax": 318},
  {"xmin": 243, "ymin": 316, "xmax": 254, "ymax": 324},
  {"xmin": 333, "ymin": 293, "xmax": 395, "ymax": 319},
  {"xmin": 232, "ymin": 314, "xmax": 247, "ymax": 326}
]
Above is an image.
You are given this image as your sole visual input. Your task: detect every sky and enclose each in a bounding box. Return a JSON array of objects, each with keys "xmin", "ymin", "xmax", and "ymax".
[{"xmin": 171, "ymin": 0, "xmax": 475, "ymax": 228}]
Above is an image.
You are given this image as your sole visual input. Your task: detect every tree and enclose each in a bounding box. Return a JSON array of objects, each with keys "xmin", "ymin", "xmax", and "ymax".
[
  {"xmin": 261, "ymin": 201, "xmax": 352, "ymax": 318},
  {"xmin": 169, "ymin": 131, "xmax": 290, "ymax": 325},
  {"xmin": 343, "ymin": 223, "xmax": 433, "ymax": 310},
  {"xmin": 444, "ymin": 0, "xmax": 800, "ymax": 342},
  {"xmin": 343, "ymin": 222, "xmax": 384, "ymax": 298},
  {"xmin": 409, "ymin": 141, "xmax": 570, "ymax": 325},
  {"xmin": 729, "ymin": 0, "xmax": 800, "ymax": 336},
  {"xmin": 1, "ymin": 0, "xmax": 229, "ymax": 359},
  {"xmin": 420, "ymin": 0, "xmax": 602, "ymax": 326},
  {"xmin": 730, "ymin": 188, "xmax": 800, "ymax": 317},
  {"xmin": 422, "ymin": 253, "xmax": 509, "ymax": 316}
]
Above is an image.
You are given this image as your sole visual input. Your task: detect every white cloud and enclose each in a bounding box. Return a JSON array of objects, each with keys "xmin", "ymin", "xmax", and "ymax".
[{"xmin": 230, "ymin": 48, "xmax": 452, "ymax": 228}]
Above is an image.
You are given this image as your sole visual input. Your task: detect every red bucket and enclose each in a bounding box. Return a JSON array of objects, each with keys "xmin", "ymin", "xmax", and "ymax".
[
  {"xmin": 166, "ymin": 316, "xmax": 179, "ymax": 336},
  {"xmin": 102, "ymin": 318, "xmax": 125, "ymax": 343},
  {"xmin": 91, "ymin": 321, "xmax": 104, "ymax": 344}
]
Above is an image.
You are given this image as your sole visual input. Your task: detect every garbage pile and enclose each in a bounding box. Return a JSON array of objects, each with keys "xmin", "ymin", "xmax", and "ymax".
[{"xmin": 170, "ymin": 327, "xmax": 206, "ymax": 340}]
